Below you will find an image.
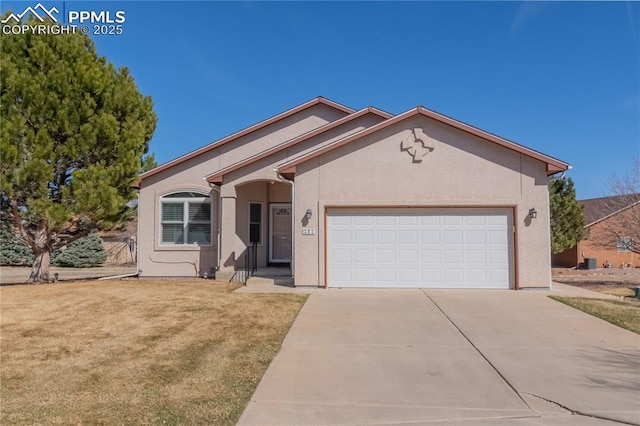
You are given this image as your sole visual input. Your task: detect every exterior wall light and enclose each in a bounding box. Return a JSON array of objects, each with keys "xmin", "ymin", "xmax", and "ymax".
[
  {"xmin": 305, "ymin": 209, "xmax": 313, "ymax": 219},
  {"xmin": 529, "ymin": 208, "xmax": 537, "ymax": 219}
]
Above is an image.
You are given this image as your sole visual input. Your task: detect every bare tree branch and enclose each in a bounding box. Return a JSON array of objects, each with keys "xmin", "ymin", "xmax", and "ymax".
[{"xmin": 587, "ymin": 156, "xmax": 640, "ymax": 258}]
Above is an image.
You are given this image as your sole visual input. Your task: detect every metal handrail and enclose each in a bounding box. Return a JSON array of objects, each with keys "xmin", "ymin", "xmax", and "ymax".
[{"xmin": 243, "ymin": 242, "xmax": 258, "ymax": 285}]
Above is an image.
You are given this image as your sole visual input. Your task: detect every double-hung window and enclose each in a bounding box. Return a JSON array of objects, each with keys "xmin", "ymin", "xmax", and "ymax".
[{"xmin": 161, "ymin": 192, "xmax": 211, "ymax": 245}]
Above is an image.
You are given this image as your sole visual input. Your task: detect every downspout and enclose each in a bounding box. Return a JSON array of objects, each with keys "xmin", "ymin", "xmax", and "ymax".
[
  {"xmin": 208, "ymin": 182, "xmax": 222, "ymax": 274},
  {"xmin": 275, "ymin": 170, "xmax": 294, "ymax": 280}
]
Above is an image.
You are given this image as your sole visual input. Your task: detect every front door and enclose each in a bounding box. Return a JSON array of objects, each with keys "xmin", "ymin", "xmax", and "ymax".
[{"xmin": 269, "ymin": 203, "xmax": 292, "ymax": 263}]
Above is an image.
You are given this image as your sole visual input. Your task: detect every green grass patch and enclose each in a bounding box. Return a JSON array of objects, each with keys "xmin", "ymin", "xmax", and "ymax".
[{"xmin": 549, "ymin": 296, "xmax": 640, "ymax": 334}]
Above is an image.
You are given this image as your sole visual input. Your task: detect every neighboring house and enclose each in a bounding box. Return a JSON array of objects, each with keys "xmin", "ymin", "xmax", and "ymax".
[
  {"xmin": 553, "ymin": 195, "xmax": 640, "ymax": 269},
  {"xmin": 139, "ymin": 97, "xmax": 569, "ymax": 289}
]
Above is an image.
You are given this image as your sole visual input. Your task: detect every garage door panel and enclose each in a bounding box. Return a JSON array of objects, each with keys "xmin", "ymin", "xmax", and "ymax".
[
  {"xmin": 398, "ymin": 268, "xmax": 419, "ymax": 283},
  {"xmin": 399, "ymin": 215, "xmax": 418, "ymax": 226},
  {"xmin": 353, "ymin": 230, "xmax": 374, "ymax": 244},
  {"xmin": 489, "ymin": 269, "xmax": 509, "ymax": 283},
  {"xmin": 397, "ymin": 230, "xmax": 418, "ymax": 244},
  {"xmin": 466, "ymin": 215, "xmax": 486, "ymax": 225},
  {"xmin": 420, "ymin": 250, "xmax": 440, "ymax": 263},
  {"xmin": 443, "ymin": 249, "xmax": 463, "ymax": 264},
  {"xmin": 376, "ymin": 230, "xmax": 395, "ymax": 244},
  {"xmin": 331, "ymin": 268, "xmax": 351, "ymax": 284},
  {"xmin": 488, "ymin": 249, "xmax": 508, "ymax": 264},
  {"xmin": 421, "ymin": 268, "xmax": 441, "ymax": 282},
  {"xmin": 466, "ymin": 269, "xmax": 486, "ymax": 283},
  {"xmin": 375, "ymin": 215, "xmax": 395, "ymax": 225},
  {"xmin": 333, "ymin": 230, "xmax": 351, "ymax": 244},
  {"xmin": 420, "ymin": 215, "xmax": 440, "ymax": 225},
  {"xmin": 466, "ymin": 250, "xmax": 486, "ymax": 264},
  {"xmin": 420, "ymin": 230, "xmax": 440, "ymax": 244},
  {"xmin": 444, "ymin": 269, "xmax": 464, "ymax": 283},
  {"xmin": 354, "ymin": 215, "xmax": 373, "ymax": 226},
  {"xmin": 354, "ymin": 268, "xmax": 373, "ymax": 283},
  {"xmin": 443, "ymin": 230, "xmax": 463, "ymax": 244},
  {"xmin": 376, "ymin": 249, "xmax": 395, "ymax": 263},
  {"xmin": 466, "ymin": 231, "xmax": 486, "ymax": 244},
  {"xmin": 488, "ymin": 231, "xmax": 508, "ymax": 245},
  {"xmin": 398, "ymin": 251, "xmax": 419, "ymax": 265},
  {"xmin": 488, "ymin": 215, "xmax": 508, "ymax": 226},
  {"xmin": 327, "ymin": 208, "xmax": 513, "ymax": 289},
  {"xmin": 443, "ymin": 215, "xmax": 464, "ymax": 226},
  {"xmin": 354, "ymin": 249, "xmax": 373, "ymax": 264},
  {"xmin": 377, "ymin": 268, "xmax": 396, "ymax": 282},
  {"xmin": 332, "ymin": 249, "xmax": 351, "ymax": 264}
]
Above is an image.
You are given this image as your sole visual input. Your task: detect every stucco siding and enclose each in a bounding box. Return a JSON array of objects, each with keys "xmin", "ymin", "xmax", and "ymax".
[
  {"xmin": 221, "ymin": 113, "xmax": 386, "ymax": 187},
  {"xmin": 137, "ymin": 182, "xmax": 218, "ymax": 277},
  {"xmin": 292, "ymin": 116, "xmax": 552, "ymax": 288},
  {"xmin": 138, "ymin": 103, "xmax": 346, "ymax": 277}
]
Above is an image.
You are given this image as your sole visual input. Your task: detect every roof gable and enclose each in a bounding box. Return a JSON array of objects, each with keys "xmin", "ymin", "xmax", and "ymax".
[
  {"xmin": 277, "ymin": 106, "xmax": 570, "ymax": 178},
  {"xmin": 140, "ymin": 97, "xmax": 355, "ymax": 180},
  {"xmin": 206, "ymin": 107, "xmax": 391, "ymax": 184}
]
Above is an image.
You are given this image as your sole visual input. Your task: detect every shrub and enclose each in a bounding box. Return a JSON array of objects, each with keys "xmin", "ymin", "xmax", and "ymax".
[
  {"xmin": 52, "ymin": 232, "xmax": 107, "ymax": 268},
  {"xmin": 0, "ymin": 229, "xmax": 34, "ymax": 266}
]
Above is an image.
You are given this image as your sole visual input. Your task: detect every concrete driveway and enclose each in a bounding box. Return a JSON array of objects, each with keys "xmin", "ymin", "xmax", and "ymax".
[{"xmin": 239, "ymin": 289, "xmax": 640, "ymax": 425}]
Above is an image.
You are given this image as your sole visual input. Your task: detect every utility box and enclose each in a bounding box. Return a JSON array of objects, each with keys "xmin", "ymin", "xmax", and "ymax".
[{"xmin": 584, "ymin": 258, "xmax": 597, "ymax": 270}]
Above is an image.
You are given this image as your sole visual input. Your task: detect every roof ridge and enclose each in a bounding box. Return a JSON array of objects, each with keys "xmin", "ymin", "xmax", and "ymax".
[{"xmin": 141, "ymin": 97, "xmax": 355, "ymax": 180}]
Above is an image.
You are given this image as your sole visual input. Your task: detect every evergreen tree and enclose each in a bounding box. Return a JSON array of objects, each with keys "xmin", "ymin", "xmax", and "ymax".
[
  {"xmin": 549, "ymin": 177, "xmax": 585, "ymax": 254},
  {"xmin": 52, "ymin": 232, "xmax": 107, "ymax": 268},
  {"xmin": 0, "ymin": 15, "xmax": 156, "ymax": 282},
  {"xmin": 0, "ymin": 228, "xmax": 34, "ymax": 266}
]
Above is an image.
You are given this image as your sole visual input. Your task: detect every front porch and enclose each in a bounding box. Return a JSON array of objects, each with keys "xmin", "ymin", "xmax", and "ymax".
[{"xmin": 217, "ymin": 179, "xmax": 294, "ymax": 282}]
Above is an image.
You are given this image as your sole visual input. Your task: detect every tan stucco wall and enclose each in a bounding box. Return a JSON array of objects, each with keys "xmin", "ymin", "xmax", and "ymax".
[
  {"xmin": 138, "ymin": 103, "xmax": 347, "ymax": 277},
  {"xmin": 292, "ymin": 115, "xmax": 552, "ymax": 288},
  {"xmin": 215, "ymin": 112, "xmax": 385, "ymax": 272}
]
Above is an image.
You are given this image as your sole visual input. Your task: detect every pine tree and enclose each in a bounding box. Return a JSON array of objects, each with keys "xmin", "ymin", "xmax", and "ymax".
[
  {"xmin": 0, "ymin": 15, "xmax": 156, "ymax": 282},
  {"xmin": 549, "ymin": 177, "xmax": 585, "ymax": 254},
  {"xmin": 52, "ymin": 232, "xmax": 107, "ymax": 268}
]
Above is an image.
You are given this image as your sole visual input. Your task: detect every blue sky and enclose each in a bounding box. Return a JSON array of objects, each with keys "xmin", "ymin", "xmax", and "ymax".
[{"xmin": 3, "ymin": 1, "xmax": 639, "ymax": 200}]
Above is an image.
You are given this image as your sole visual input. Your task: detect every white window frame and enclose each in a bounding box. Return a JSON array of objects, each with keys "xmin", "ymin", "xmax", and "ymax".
[
  {"xmin": 248, "ymin": 201, "xmax": 264, "ymax": 245},
  {"xmin": 160, "ymin": 192, "xmax": 212, "ymax": 246}
]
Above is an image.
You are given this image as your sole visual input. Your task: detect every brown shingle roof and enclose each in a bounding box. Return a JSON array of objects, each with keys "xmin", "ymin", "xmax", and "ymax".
[{"xmin": 580, "ymin": 194, "xmax": 640, "ymax": 226}]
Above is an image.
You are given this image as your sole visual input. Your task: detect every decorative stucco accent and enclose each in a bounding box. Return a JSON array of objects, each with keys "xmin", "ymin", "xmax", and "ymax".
[{"xmin": 400, "ymin": 128, "xmax": 435, "ymax": 162}]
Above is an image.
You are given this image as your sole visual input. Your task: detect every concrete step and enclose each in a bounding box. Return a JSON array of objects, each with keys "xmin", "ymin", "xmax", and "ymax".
[{"xmin": 246, "ymin": 276, "xmax": 294, "ymax": 287}]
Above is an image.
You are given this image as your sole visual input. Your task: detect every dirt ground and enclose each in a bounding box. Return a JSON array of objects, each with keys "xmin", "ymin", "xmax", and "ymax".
[
  {"xmin": 552, "ymin": 267, "xmax": 640, "ymax": 299},
  {"xmin": 0, "ymin": 265, "xmax": 138, "ymax": 285}
]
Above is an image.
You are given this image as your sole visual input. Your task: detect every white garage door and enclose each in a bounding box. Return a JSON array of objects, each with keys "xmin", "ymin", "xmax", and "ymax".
[{"xmin": 327, "ymin": 208, "xmax": 513, "ymax": 289}]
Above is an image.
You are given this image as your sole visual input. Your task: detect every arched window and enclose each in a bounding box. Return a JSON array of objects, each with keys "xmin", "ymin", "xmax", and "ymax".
[{"xmin": 160, "ymin": 192, "xmax": 211, "ymax": 245}]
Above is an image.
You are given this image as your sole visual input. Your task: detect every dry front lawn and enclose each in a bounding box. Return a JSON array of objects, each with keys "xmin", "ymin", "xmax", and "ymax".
[
  {"xmin": 0, "ymin": 280, "xmax": 308, "ymax": 425},
  {"xmin": 550, "ymin": 296, "xmax": 640, "ymax": 334}
]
